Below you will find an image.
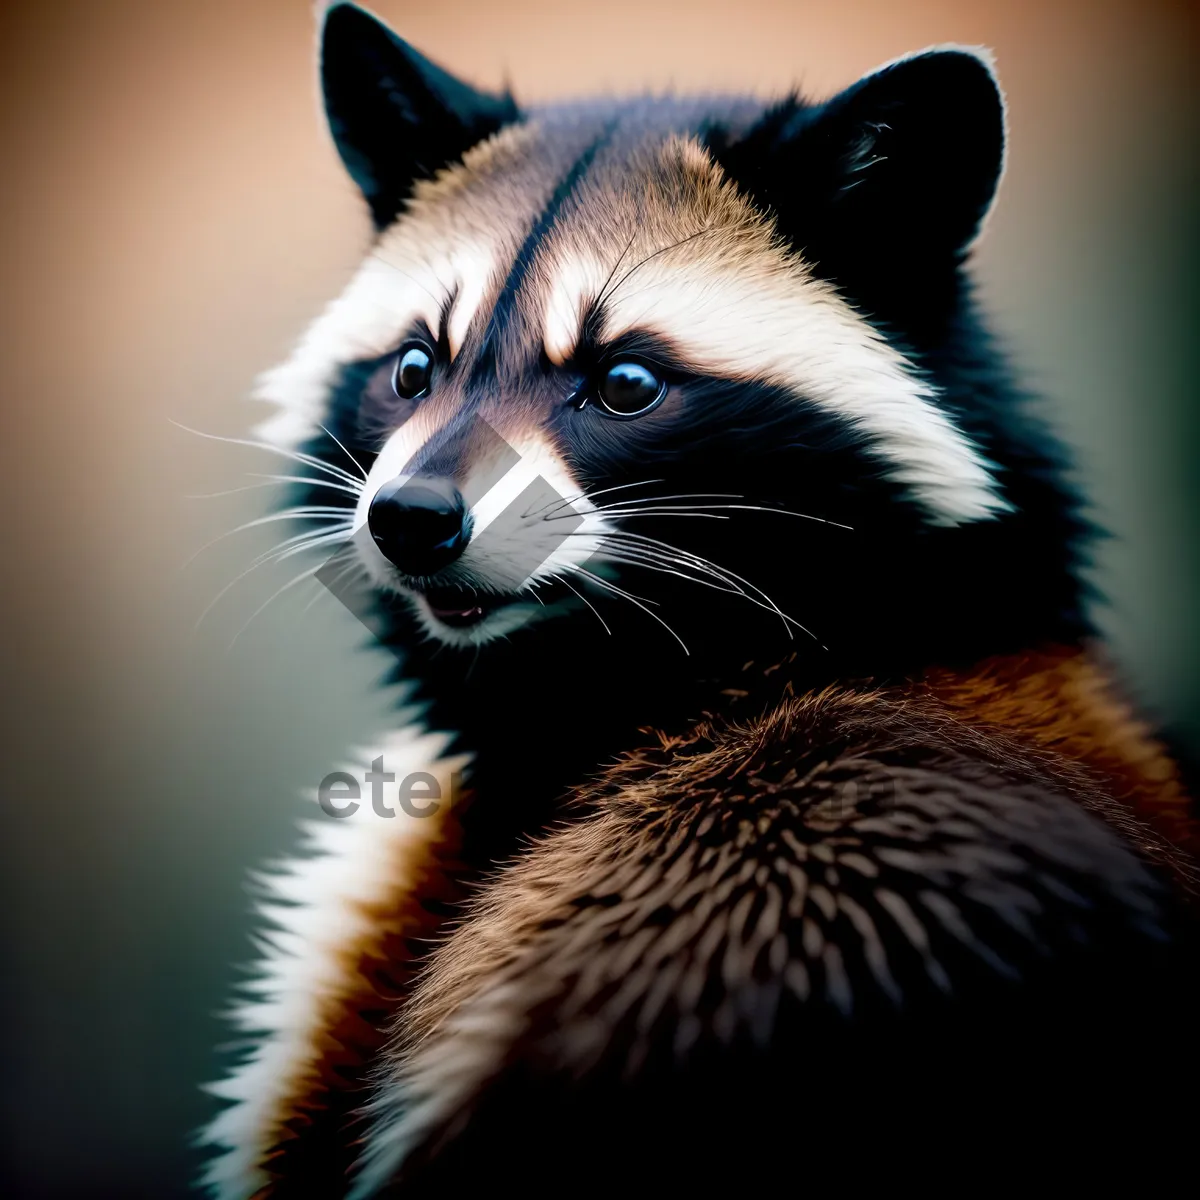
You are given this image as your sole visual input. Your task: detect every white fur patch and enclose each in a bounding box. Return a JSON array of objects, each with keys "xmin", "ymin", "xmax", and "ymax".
[
  {"xmin": 350, "ymin": 426, "xmax": 611, "ymax": 647},
  {"xmin": 463, "ymin": 432, "xmax": 610, "ymax": 585},
  {"xmin": 251, "ymin": 121, "xmax": 544, "ymax": 452},
  {"xmin": 253, "ymin": 234, "xmax": 497, "ymax": 450},
  {"xmin": 198, "ymin": 726, "xmax": 469, "ymax": 1199}
]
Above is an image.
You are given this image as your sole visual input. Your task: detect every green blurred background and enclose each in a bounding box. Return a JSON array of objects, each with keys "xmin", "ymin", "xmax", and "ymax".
[{"xmin": 1, "ymin": 0, "xmax": 1196, "ymax": 1194}]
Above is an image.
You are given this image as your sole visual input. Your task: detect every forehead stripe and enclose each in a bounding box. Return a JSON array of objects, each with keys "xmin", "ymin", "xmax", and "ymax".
[{"xmin": 469, "ymin": 122, "xmax": 617, "ymax": 386}]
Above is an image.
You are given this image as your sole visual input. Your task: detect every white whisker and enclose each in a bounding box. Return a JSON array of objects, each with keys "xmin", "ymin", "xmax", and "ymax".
[
  {"xmin": 546, "ymin": 495, "xmax": 852, "ymax": 530},
  {"xmin": 594, "ymin": 530, "xmax": 817, "ymax": 643},
  {"xmin": 553, "ymin": 572, "xmax": 612, "ymax": 636},
  {"xmin": 570, "ymin": 565, "xmax": 689, "ymax": 656},
  {"xmin": 226, "ymin": 562, "xmax": 332, "ymax": 651},
  {"xmin": 170, "ymin": 420, "xmax": 364, "ymax": 489},
  {"xmin": 318, "ymin": 424, "xmax": 369, "ymax": 482},
  {"xmin": 590, "ymin": 491, "xmax": 744, "ymax": 510},
  {"xmin": 592, "ymin": 544, "xmax": 814, "ymax": 643},
  {"xmin": 194, "ymin": 525, "xmax": 354, "ymax": 632},
  {"xmin": 534, "ymin": 478, "xmax": 666, "ymax": 522},
  {"xmin": 180, "ymin": 507, "xmax": 355, "ymax": 570},
  {"xmin": 299, "ymin": 549, "xmax": 364, "ymax": 614},
  {"xmin": 186, "ymin": 475, "xmax": 362, "ymax": 501}
]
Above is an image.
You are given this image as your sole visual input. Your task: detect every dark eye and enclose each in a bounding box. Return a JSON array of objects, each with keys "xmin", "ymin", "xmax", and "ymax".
[
  {"xmin": 596, "ymin": 361, "xmax": 666, "ymax": 418},
  {"xmin": 392, "ymin": 342, "xmax": 434, "ymax": 400}
]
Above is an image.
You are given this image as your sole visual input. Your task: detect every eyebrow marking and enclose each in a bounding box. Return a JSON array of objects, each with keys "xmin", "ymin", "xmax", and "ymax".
[
  {"xmin": 469, "ymin": 122, "xmax": 618, "ymax": 387},
  {"xmin": 543, "ymin": 227, "xmax": 718, "ymax": 365},
  {"xmin": 444, "ymin": 249, "xmax": 494, "ymax": 360},
  {"xmin": 545, "ymin": 244, "xmax": 1010, "ymax": 527}
]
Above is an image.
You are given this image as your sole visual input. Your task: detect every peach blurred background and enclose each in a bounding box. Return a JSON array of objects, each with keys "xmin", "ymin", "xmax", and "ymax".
[{"xmin": 1, "ymin": 0, "xmax": 1196, "ymax": 1194}]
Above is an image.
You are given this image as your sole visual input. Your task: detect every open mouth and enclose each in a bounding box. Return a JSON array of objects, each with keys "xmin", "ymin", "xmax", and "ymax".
[{"xmin": 420, "ymin": 585, "xmax": 515, "ymax": 629}]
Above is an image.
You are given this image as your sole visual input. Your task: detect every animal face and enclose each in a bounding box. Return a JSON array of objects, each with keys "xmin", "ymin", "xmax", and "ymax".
[{"xmin": 259, "ymin": 4, "xmax": 1088, "ymax": 672}]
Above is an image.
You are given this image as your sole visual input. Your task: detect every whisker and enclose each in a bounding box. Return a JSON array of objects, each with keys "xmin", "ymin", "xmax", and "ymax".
[
  {"xmin": 533, "ymin": 478, "xmax": 666, "ymax": 523},
  {"xmin": 244, "ymin": 523, "xmax": 357, "ymax": 568},
  {"xmin": 537, "ymin": 488, "xmax": 852, "ymax": 532},
  {"xmin": 573, "ymin": 502, "xmax": 852, "ymax": 530},
  {"xmin": 194, "ymin": 525, "xmax": 354, "ymax": 631},
  {"xmin": 569, "ymin": 565, "xmax": 690, "ymax": 656},
  {"xmin": 600, "ymin": 226, "xmax": 717, "ymax": 309},
  {"xmin": 591, "ymin": 229, "xmax": 639, "ymax": 315},
  {"xmin": 227, "ymin": 561, "xmax": 332, "ymax": 651},
  {"xmin": 598, "ymin": 529, "xmax": 774, "ymax": 597},
  {"xmin": 593, "ymin": 491, "xmax": 744, "ymax": 507},
  {"xmin": 596, "ymin": 539, "xmax": 769, "ymax": 611},
  {"xmin": 593, "ymin": 547, "xmax": 748, "ymax": 598},
  {"xmin": 318, "ymin": 424, "xmax": 369, "ymax": 482},
  {"xmin": 180, "ymin": 508, "xmax": 357, "ymax": 570},
  {"xmin": 299, "ymin": 548, "xmax": 364, "ymax": 614},
  {"xmin": 367, "ymin": 251, "xmax": 444, "ymax": 308},
  {"xmin": 586, "ymin": 529, "xmax": 824, "ymax": 646},
  {"xmin": 592, "ymin": 543, "xmax": 805, "ymax": 640},
  {"xmin": 185, "ymin": 474, "xmax": 362, "ymax": 500},
  {"xmin": 552, "ymin": 572, "xmax": 612, "ymax": 636},
  {"xmin": 580, "ymin": 510, "xmax": 730, "ymax": 522},
  {"xmin": 170, "ymin": 421, "xmax": 364, "ymax": 489},
  {"xmin": 596, "ymin": 542, "xmax": 750, "ymax": 592}
]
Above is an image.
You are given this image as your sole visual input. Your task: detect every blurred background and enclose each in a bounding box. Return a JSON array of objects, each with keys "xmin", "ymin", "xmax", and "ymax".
[{"xmin": 0, "ymin": 0, "xmax": 1196, "ymax": 1194}]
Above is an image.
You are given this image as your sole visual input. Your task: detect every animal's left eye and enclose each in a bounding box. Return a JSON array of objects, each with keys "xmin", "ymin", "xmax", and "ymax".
[
  {"xmin": 595, "ymin": 361, "xmax": 666, "ymax": 418},
  {"xmin": 392, "ymin": 342, "xmax": 434, "ymax": 400}
]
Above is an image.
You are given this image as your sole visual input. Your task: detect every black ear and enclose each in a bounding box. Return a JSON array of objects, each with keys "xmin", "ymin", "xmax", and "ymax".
[
  {"xmin": 320, "ymin": 3, "xmax": 520, "ymax": 229},
  {"xmin": 715, "ymin": 48, "xmax": 1005, "ymax": 282}
]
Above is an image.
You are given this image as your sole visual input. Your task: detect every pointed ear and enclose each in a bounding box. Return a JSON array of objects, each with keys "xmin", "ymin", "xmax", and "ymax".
[
  {"xmin": 715, "ymin": 48, "xmax": 1005, "ymax": 278},
  {"xmin": 320, "ymin": 4, "xmax": 520, "ymax": 229}
]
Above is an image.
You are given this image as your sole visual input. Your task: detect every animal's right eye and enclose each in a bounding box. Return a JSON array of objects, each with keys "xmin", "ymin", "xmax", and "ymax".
[{"xmin": 392, "ymin": 342, "xmax": 434, "ymax": 400}]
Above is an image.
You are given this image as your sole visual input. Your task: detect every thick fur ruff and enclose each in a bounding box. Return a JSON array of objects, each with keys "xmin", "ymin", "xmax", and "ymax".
[{"xmin": 204, "ymin": 648, "xmax": 1197, "ymax": 1197}]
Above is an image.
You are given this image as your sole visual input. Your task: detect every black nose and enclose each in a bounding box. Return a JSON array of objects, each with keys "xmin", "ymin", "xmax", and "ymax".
[{"xmin": 367, "ymin": 477, "xmax": 468, "ymax": 577}]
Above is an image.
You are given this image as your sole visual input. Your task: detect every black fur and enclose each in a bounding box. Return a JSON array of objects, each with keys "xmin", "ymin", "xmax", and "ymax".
[
  {"xmin": 469, "ymin": 125, "xmax": 618, "ymax": 387},
  {"xmin": 709, "ymin": 50, "xmax": 1005, "ymax": 318},
  {"xmin": 321, "ymin": 4, "xmax": 519, "ymax": 228}
]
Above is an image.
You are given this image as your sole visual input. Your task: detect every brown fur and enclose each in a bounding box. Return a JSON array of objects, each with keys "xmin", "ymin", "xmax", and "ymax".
[
  {"xmin": 397, "ymin": 650, "xmax": 1195, "ymax": 1058},
  {"xmin": 923, "ymin": 645, "xmax": 1199, "ymax": 860},
  {"xmin": 253, "ymin": 803, "xmax": 470, "ymax": 1197},
  {"xmin": 243, "ymin": 647, "xmax": 1195, "ymax": 1194},
  {"xmin": 346, "ymin": 648, "xmax": 1196, "ymax": 1193}
]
